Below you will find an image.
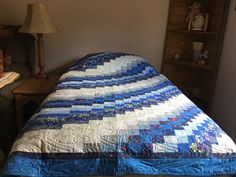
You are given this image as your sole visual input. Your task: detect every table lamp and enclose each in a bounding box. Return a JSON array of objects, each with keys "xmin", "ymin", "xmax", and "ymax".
[{"xmin": 19, "ymin": 2, "xmax": 58, "ymax": 79}]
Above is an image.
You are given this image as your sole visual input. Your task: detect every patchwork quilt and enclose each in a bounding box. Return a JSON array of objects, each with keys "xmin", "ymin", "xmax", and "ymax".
[{"xmin": 2, "ymin": 52, "xmax": 236, "ymax": 177}]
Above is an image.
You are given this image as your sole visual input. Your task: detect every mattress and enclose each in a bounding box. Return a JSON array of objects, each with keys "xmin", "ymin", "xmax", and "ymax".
[{"xmin": 1, "ymin": 52, "xmax": 236, "ymax": 177}]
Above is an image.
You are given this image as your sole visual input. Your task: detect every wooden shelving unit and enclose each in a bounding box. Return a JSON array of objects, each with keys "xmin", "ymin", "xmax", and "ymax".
[
  {"xmin": 161, "ymin": 0, "xmax": 230, "ymax": 113},
  {"xmin": 165, "ymin": 59, "xmax": 214, "ymax": 71},
  {"xmin": 0, "ymin": 25, "xmax": 15, "ymax": 38},
  {"xmin": 170, "ymin": 30, "xmax": 219, "ymax": 36}
]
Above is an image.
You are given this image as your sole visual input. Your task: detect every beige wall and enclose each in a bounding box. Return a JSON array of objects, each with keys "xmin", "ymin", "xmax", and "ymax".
[
  {"xmin": 0, "ymin": 0, "xmax": 169, "ymax": 71},
  {"xmin": 212, "ymin": 0, "xmax": 236, "ymax": 141}
]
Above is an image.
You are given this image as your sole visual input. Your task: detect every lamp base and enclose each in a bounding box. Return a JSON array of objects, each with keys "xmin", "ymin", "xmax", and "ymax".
[
  {"xmin": 36, "ymin": 33, "xmax": 48, "ymax": 80},
  {"xmin": 35, "ymin": 72, "xmax": 48, "ymax": 79}
]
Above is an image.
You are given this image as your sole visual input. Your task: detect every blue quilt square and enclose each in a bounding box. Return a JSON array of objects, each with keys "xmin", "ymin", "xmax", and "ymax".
[
  {"xmin": 188, "ymin": 135, "xmax": 196, "ymax": 144},
  {"xmin": 152, "ymin": 135, "xmax": 165, "ymax": 143},
  {"xmin": 140, "ymin": 135, "xmax": 152, "ymax": 144},
  {"xmin": 178, "ymin": 143, "xmax": 191, "ymax": 153},
  {"xmin": 163, "ymin": 129, "xmax": 175, "ymax": 136},
  {"xmin": 151, "ymin": 128, "xmax": 163, "ymax": 136},
  {"xmin": 128, "ymin": 135, "xmax": 141, "ymax": 143}
]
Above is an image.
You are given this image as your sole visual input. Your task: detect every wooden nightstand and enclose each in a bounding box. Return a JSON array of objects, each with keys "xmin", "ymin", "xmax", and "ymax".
[{"xmin": 12, "ymin": 75, "xmax": 60, "ymax": 131}]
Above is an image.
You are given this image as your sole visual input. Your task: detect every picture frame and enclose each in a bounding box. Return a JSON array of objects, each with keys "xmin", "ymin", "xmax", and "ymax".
[{"xmin": 188, "ymin": 13, "xmax": 209, "ymax": 31}]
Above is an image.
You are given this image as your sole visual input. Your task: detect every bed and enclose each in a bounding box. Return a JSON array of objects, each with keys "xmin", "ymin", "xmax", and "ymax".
[{"xmin": 1, "ymin": 52, "xmax": 236, "ymax": 177}]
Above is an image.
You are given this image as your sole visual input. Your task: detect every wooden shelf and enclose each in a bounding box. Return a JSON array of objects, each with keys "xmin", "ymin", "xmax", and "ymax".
[
  {"xmin": 189, "ymin": 95, "xmax": 208, "ymax": 112},
  {"xmin": 169, "ymin": 30, "xmax": 219, "ymax": 36},
  {"xmin": 177, "ymin": 85, "xmax": 208, "ymax": 102},
  {"xmin": 0, "ymin": 29, "xmax": 13, "ymax": 38},
  {"xmin": 189, "ymin": 94, "xmax": 208, "ymax": 102},
  {"xmin": 0, "ymin": 25, "xmax": 16, "ymax": 38},
  {"xmin": 162, "ymin": 0, "xmax": 230, "ymax": 113},
  {"xmin": 165, "ymin": 59, "xmax": 214, "ymax": 71}
]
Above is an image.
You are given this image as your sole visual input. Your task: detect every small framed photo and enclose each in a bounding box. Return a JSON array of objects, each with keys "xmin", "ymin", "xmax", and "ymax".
[{"xmin": 188, "ymin": 13, "xmax": 209, "ymax": 31}]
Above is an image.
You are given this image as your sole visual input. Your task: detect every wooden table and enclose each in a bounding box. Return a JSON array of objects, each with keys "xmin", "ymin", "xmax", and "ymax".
[{"xmin": 12, "ymin": 75, "xmax": 60, "ymax": 131}]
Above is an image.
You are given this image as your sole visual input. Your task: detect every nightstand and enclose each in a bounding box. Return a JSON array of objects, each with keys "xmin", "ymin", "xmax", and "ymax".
[{"xmin": 12, "ymin": 75, "xmax": 60, "ymax": 131}]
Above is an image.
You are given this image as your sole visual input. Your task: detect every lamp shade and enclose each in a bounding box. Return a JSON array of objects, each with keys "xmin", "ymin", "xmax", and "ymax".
[{"xmin": 19, "ymin": 2, "xmax": 58, "ymax": 34}]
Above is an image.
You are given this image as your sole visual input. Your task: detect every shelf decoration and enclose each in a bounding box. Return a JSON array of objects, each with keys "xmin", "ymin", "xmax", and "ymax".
[
  {"xmin": 192, "ymin": 41, "xmax": 204, "ymax": 60},
  {"xmin": 173, "ymin": 53, "xmax": 181, "ymax": 60},
  {"xmin": 186, "ymin": 2, "xmax": 209, "ymax": 31},
  {"xmin": 192, "ymin": 41, "xmax": 209, "ymax": 65},
  {"xmin": 199, "ymin": 50, "xmax": 209, "ymax": 65},
  {"xmin": 188, "ymin": 13, "xmax": 209, "ymax": 31},
  {"xmin": 185, "ymin": 2, "xmax": 202, "ymax": 23}
]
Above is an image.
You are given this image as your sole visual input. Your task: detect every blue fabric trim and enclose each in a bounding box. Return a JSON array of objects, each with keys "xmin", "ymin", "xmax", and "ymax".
[{"xmin": 2, "ymin": 154, "xmax": 236, "ymax": 177}]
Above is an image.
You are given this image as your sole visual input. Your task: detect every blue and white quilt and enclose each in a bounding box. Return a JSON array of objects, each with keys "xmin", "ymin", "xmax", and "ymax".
[{"xmin": 2, "ymin": 52, "xmax": 236, "ymax": 177}]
